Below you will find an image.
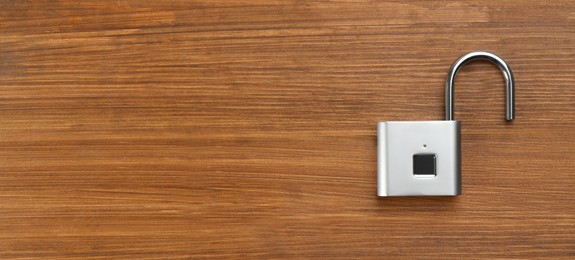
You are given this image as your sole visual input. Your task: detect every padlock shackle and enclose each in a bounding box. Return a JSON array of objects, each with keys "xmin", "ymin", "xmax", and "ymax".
[{"xmin": 445, "ymin": 51, "xmax": 515, "ymax": 121}]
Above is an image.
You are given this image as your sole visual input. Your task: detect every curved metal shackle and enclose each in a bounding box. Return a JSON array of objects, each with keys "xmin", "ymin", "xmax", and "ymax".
[{"xmin": 445, "ymin": 51, "xmax": 515, "ymax": 121}]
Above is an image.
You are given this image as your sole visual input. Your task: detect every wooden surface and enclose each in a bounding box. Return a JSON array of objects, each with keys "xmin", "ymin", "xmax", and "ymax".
[{"xmin": 1, "ymin": 1, "xmax": 574, "ymax": 259}]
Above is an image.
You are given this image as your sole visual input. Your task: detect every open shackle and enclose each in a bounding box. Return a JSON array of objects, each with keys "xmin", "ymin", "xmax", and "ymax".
[{"xmin": 445, "ymin": 51, "xmax": 515, "ymax": 121}]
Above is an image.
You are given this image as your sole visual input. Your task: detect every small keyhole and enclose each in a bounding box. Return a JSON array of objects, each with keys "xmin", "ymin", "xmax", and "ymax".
[{"xmin": 423, "ymin": 144, "xmax": 427, "ymax": 148}]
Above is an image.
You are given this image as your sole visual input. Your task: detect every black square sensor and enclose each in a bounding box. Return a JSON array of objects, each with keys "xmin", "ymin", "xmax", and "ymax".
[{"xmin": 413, "ymin": 153, "xmax": 436, "ymax": 176}]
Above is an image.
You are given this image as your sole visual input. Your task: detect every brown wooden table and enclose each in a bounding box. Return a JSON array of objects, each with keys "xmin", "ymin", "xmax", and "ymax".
[{"xmin": 1, "ymin": 1, "xmax": 574, "ymax": 258}]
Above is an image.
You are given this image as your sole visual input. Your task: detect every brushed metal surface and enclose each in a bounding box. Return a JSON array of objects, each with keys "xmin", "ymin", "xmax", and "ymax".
[{"xmin": 378, "ymin": 121, "xmax": 461, "ymax": 196}]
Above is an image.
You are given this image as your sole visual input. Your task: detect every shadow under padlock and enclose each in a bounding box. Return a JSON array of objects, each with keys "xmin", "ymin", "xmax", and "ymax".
[{"xmin": 377, "ymin": 51, "xmax": 515, "ymax": 197}]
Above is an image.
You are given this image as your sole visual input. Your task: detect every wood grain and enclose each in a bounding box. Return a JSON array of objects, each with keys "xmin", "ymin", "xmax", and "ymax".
[{"xmin": 1, "ymin": 1, "xmax": 574, "ymax": 259}]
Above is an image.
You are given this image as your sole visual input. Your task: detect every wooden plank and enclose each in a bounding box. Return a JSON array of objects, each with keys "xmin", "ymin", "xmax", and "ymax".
[{"xmin": 0, "ymin": 1, "xmax": 573, "ymax": 258}]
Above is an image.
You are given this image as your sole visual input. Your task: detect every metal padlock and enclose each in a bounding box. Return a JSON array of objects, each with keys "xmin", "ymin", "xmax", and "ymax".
[{"xmin": 377, "ymin": 51, "xmax": 515, "ymax": 196}]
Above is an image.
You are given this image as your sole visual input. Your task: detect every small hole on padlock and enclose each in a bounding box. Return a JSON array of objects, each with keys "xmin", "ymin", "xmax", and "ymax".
[{"xmin": 423, "ymin": 144, "xmax": 427, "ymax": 148}]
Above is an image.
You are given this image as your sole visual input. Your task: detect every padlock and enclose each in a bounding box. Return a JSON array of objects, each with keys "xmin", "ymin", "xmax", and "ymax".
[{"xmin": 377, "ymin": 51, "xmax": 515, "ymax": 196}]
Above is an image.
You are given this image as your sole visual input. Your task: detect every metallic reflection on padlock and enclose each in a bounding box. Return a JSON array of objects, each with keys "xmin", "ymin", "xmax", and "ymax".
[{"xmin": 377, "ymin": 51, "xmax": 515, "ymax": 197}]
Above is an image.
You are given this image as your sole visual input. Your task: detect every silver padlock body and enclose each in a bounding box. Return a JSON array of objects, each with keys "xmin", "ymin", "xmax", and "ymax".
[{"xmin": 378, "ymin": 121, "xmax": 461, "ymax": 196}]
